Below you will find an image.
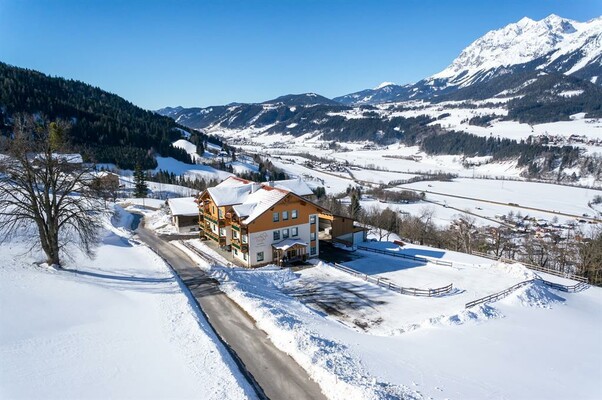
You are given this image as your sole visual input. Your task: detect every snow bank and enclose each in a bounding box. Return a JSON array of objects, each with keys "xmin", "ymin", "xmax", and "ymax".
[
  {"xmin": 502, "ymin": 281, "xmax": 566, "ymax": 308},
  {"xmin": 486, "ymin": 262, "xmax": 537, "ymax": 280},
  {"xmin": 203, "ymin": 264, "xmax": 420, "ymax": 400}
]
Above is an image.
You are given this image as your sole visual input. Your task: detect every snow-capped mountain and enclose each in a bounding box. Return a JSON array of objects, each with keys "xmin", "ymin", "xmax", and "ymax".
[
  {"xmin": 431, "ymin": 14, "xmax": 601, "ymax": 86},
  {"xmin": 335, "ymin": 14, "xmax": 602, "ymax": 105},
  {"xmin": 157, "ymin": 14, "xmax": 601, "ymax": 145}
]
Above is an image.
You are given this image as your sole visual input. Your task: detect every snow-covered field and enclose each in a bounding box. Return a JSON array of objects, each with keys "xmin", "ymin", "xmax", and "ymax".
[
  {"xmin": 175, "ymin": 239, "xmax": 602, "ymax": 400},
  {"xmin": 402, "ymin": 178, "xmax": 601, "ymax": 219},
  {"xmin": 0, "ymin": 208, "xmax": 254, "ymax": 399},
  {"xmin": 155, "ymin": 156, "xmax": 233, "ymax": 181}
]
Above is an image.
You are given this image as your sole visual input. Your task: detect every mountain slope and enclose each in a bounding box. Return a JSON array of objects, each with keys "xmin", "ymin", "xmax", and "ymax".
[
  {"xmin": 0, "ymin": 62, "xmax": 222, "ymax": 169},
  {"xmin": 334, "ymin": 14, "xmax": 602, "ymax": 105}
]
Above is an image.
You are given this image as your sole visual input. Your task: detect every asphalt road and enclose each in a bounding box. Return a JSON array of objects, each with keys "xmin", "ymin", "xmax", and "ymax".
[{"xmin": 136, "ymin": 225, "xmax": 326, "ymax": 400}]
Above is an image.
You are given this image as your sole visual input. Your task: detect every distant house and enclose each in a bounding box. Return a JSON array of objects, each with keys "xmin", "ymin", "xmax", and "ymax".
[{"xmin": 167, "ymin": 197, "xmax": 199, "ymax": 233}]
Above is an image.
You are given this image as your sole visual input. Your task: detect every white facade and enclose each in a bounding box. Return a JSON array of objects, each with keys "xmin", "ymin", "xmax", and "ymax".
[{"xmin": 243, "ymin": 213, "xmax": 319, "ymax": 266}]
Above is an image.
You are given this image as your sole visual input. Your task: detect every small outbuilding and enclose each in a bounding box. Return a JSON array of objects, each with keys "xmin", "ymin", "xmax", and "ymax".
[{"xmin": 167, "ymin": 197, "xmax": 199, "ymax": 233}]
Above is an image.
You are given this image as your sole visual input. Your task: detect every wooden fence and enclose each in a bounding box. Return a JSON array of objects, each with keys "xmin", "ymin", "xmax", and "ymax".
[
  {"xmin": 357, "ymin": 245, "xmax": 453, "ymax": 267},
  {"xmin": 331, "ymin": 263, "xmax": 453, "ymax": 297},
  {"xmin": 471, "ymin": 251, "xmax": 588, "ymax": 283},
  {"xmin": 465, "ymin": 278, "xmax": 589, "ymax": 308}
]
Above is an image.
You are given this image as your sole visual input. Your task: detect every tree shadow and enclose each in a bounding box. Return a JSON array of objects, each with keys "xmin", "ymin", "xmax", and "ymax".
[
  {"xmin": 348, "ymin": 252, "xmax": 428, "ymax": 275},
  {"xmin": 60, "ymin": 267, "xmax": 179, "ymax": 294},
  {"xmin": 101, "ymin": 232, "xmax": 133, "ymax": 247},
  {"xmin": 366, "ymin": 241, "xmax": 446, "ymax": 259}
]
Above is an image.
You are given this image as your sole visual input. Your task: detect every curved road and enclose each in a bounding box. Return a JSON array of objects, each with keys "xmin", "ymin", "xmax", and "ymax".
[{"xmin": 136, "ymin": 225, "xmax": 326, "ymax": 400}]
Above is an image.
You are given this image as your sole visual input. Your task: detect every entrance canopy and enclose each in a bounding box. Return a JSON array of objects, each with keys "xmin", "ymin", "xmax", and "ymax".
[{"xmin": 272, "ymin": 239, "xmax": 307, "ymax": 251}]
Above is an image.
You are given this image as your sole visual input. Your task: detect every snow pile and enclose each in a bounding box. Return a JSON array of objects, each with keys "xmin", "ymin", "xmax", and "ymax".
[
  {"xmin": 426, "ymin": 304, "xmax": 503, "ymax": 327},
  {"xmin": 211, "ymin": 266, "xmax": 421, "ymax": 400},
  {"xmin": 388, "ymin": 304, "xmax": 504, "ymax": 335},
  {"xmin": 145, "ymin": 207, "xmax": 177, "ymax": 234},
  {"xmin": 488, "ymin": 262, "xmax": 537, "ymax": 280},
  {"xmin": 502, "ymin": 281, "xmax": 566, "ymax": 308}
]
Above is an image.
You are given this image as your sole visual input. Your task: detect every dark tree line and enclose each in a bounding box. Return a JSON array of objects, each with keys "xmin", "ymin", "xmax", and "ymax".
[{"xmin": 0, "ymin": 62, "xmax": 222, "ymax": 169}]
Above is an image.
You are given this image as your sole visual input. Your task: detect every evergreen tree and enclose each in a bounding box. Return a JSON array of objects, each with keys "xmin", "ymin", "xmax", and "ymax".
[
  {"xmin": 133, "ymin": 163, "xmax": 148, "ymax": 198},
  {"xmin": 349, "ymin": 190, "xmax": 362, "ymax": 220}
]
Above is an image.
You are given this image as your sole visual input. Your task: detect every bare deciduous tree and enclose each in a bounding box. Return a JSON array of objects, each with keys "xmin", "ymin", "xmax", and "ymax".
[{"xmin": 0, "ymin": 115, "xmax": 107, "ymax": 267}]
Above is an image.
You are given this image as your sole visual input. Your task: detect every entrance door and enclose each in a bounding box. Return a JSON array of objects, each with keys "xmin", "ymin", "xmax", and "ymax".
[{"xmin": 287, "ymin": 249, "xmax": 297, "ymax": 259}]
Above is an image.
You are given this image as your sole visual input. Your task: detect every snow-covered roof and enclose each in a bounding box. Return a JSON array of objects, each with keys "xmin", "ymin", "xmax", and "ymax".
[
  {"xmin": 167, "ymin": 197, "xmax": 198, "ymax": 216},
  {"xmin": 217, "ymin": 176, "xmax": 252, "ymax": 187},
  {"xmin": 207, "ymin": 183, "xmax": 256, "ymax": 206},
  {"xmin": 203, "ymin": 176, "xmax": 314, "ymax": 224},
  {"xmin": 272, "ymin": 238, "xmax": 308, "ymax": 251},
  {"xmin": 263, "ymin": 177, "xmax": 313, "ymax": 197},
  {"xmin": 233, "ymin": 187, "xmax": 288, "ymax": 225}
]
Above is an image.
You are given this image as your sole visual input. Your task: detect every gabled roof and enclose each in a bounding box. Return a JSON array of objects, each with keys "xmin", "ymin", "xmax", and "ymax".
[
  {"xmin": 218, "ymin": 176, "xmax": 252, "ymax": 187},
  {"xmin": 272, "ymin": 238, "xmax": 308, "ymax": 251},
  {"xmin": 207, "ymin": 183, "xmax": 255, "ymax": 206},
  {"xmin": 263, "ymin": 177, "xmax": 313, "ymax": 197},
  {"xmin": 232, "ymin": 186, "xmax": 288, "ymax": 224},
  {"xmin": 167, "ymin": 197, "xmax": 198, "ymax": 216},
  {"xmin": 200, "ymin": 176, "xmax": 323, "ymax": 224}
]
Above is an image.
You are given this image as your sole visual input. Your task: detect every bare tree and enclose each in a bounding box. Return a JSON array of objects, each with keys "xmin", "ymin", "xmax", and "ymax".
[
  {"xmin": 0, "ymin": 116, "xmax": 107, "ymax": 267},
  {"xmin": 362, "ymin": 206, "xmax": 399, "ymax": 241},
  {"xmin": 453, "ymin": 212, "xmax": 477, "ymax": 254}
]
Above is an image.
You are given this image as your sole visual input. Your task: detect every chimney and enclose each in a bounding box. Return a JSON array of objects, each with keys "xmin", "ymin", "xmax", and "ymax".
[{"xmin": 251, "ymin": 183, "xmax": 261, "ymax": 193}]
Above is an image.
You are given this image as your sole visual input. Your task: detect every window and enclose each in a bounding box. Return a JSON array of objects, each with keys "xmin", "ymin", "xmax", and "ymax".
[
  {"xmin": 273, "ymin": 212, "xmax": 279, "ymax": 222},
  {"xmin": 310, "ymin": 232, "xmax": 316, "ymax": 241},
  {"xmin": 310, "ymin": 215, "xmax": 316, "ymax": 224},
  {"xmin": 291, "ymin": 227, "xmax": 298, "ymax": 237},
  {"xmin": 282, "ymin": 211, "xmax": 289, "ymax": 220},
  {"xmin": 310, "ymin": 246, "xmax": 316, "ymax": 255},
  {"xmin": 257, "ymin": 252, "xmax": 264, "ymax": 262},
  {"xmin": 273, "ymin": 230, "xmax": 280, "ymax": 241},
  {"xmin": 282, "ymin": 228, "xmax": 289, "ymax": 239},
  {"xmin": 292, "ymin": 209, "xmax": 298, "ymax": 219},
  {"xmin": 234, "ymin": 249, "xmax": 238, "ymax": 256},
  {"xmin": 242, "ymin": 234, "xmax": 248, "ymax": 244},
  {"xmin": 233, "ymin": 230, "xmax": 239, "ymax": 239},
  {"xmin": 219, "ymin": 228, "xmax": 226, "ymax": 237},
  {"xmin": 218, "ymin": 208, "xmax": 224, "ymax": 218},
  {"xmin": 243, "ymin": 253, "xmax": 248, "ymax": 261}
]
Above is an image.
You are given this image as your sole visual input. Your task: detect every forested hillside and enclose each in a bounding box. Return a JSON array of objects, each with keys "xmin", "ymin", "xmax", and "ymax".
[{"xmin": 0, "ymin": 62, "xmax": 222, "ymax": 169}]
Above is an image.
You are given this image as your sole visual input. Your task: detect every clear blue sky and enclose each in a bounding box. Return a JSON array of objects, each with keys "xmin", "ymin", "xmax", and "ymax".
[{"xmin": 1, "ymin": 0, "xmax": 600, "ymax": 109}]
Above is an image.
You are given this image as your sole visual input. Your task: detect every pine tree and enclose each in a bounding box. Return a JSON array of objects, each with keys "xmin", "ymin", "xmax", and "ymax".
[
  {"xmin": 349, "ymin": 190, "xmax": 362, "ymax": 220},
  {"xmin": 133, "ymin": 163, "xmax": 148, "ymax": 198}
]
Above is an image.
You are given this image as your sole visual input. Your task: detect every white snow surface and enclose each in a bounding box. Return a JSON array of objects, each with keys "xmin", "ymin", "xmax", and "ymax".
[
  {"xmin": 0, "ymin": 207, "xmax": 255, "ymax": 399},
  {"xmin": 154, "ymin": 156, "xmax": 234, "ymax": 181},
  {"xmin": 175, "ymin": 239, "xmax": 602, "ymax": 400}
]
